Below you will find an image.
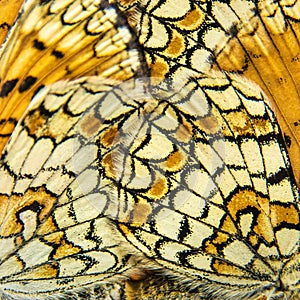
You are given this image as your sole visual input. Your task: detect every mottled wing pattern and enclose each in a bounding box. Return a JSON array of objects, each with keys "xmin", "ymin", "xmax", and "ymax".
[
  {"xmin": 110, "ymin": 72, "xmax": 299, "ymax": 299},
  {"xmin": 0, "ymin": 0, "xmax": 299, "ymax": 299},
  {"xmin": 118, "ymin": 0, "xmax": 216, "ymax": 82},
  {"xmin": 115, "ymin": 0, "xmax": 300, "ymax": 186},
  {"xmin": 2, "ymin": 71, "xmax": 298, "ymax": 299},
  {"xmin": 0, "ymin": 77, "xmax": 152, "ymax": 299},
  {"xmin": 108, "ymin": 1, "xmax": 300, "ymax": 297},
  {"xmin": 0, "ymin": 0, "xmax": 146, "ymax": 153}
]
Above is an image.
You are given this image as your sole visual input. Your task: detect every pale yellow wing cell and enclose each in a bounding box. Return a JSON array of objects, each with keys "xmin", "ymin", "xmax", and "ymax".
[{"xmin": 0, "ymin": 0, "xmax": 146, "ymax": 153}]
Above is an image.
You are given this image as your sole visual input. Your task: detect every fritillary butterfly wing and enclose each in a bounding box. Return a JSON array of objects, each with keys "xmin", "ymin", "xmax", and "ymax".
[
  {"xmin": 211, "ymin": 0, "xmax": 300, "ymax": 187},
  {"xmin": 115, "ymin": 0, "xmax": 300, "ymax": 186},
  {"xmin": 107, "ymin": 72, "xmax": 299, "ymax": 299},
  {"xmin": 0, "ymin": 77, "xmax": 153, "ymax": 299},
  {"xmin": 0, "ymin": 0, "xmax": 147, "ymax": 153},
  {"xmin": 0, "ymin": 0, "xmax": 299, "ymax": 299}
]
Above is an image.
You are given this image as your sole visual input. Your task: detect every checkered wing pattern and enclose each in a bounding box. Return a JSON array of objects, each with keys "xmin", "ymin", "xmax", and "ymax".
[
  {"xmin": 0, "ymin": 0, "xmax": 299, "ymax": 299},
  {"xmin": 0, "ymin": 0, "xmax": 145, "ymax": 153}
]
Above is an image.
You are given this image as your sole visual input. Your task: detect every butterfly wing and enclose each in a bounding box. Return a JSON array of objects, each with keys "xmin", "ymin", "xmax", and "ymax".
[
  {"xmin": 0, "ymin": 0, "xmax": 23, "ymax": 45},
  {"xmin": 0, "ymin": 55, "xmax": 299, "ymax": 300},
  {"xmin": 0, "ymin": 0, "xmax": 146, "ymax": 153},
  {"xmin": 106, "ymin": 72, "xmax": 299, "ymax": 299},
  {"xmin": 211, "ymin": 0, "xmax": 300, "ymax": 188},
  {"xmin": 116, "ymin": 0, "xmax": 300, "ymax": 187},
  {"xmin": 0, "ymin": 77, "xmax": 153, "ymax": 299},
  {"xmin": 1, "ymin": 0, "xmax": 299, "ymax": 299}
]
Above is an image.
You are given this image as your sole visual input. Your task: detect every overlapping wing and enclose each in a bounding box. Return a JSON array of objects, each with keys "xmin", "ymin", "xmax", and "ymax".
[
  {"xmin": 1, "ymin": 0, "xmax": 299, "ymax": 299},
  {"xmin": 3, "ymin": 71, "xmax": 298, "ymax": 299},
  {"xmin": 111, "ymin": 72, "xmax": 299, "ymax": 299},
  {"xmin": 114, "ymin": 0, "xmax": 300, "ymax": 186},
  {"xmin": 0, "ymin": 77, "xmax": 155, "ymax": 299},
  {"xmin": 0, "ymin": 0, "xmax": 146, "ymax": 153}
]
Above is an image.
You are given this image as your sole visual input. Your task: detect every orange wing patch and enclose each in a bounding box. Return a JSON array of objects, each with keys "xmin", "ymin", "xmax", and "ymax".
[
  {"xmin": 212, "ymin": 1, "xmax": 300, "ymax": 186},
  {"xmin": 0, "ymin": 0, "xmax": 23, "ymax": 45}
]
